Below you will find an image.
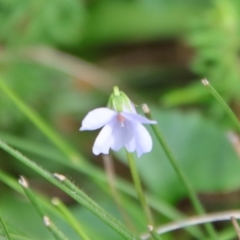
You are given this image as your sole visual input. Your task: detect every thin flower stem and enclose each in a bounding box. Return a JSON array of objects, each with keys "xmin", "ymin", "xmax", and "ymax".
[
  {"xmin": 102, "ymin": 154, "xmax": 136, "ymax": 230},
  {"xmin": 230, "ymin": 216, "xmax": 240, "ymax": 240},
  {"xmin": 43, "ymin": 216, "xmax": 69, "ymax": 240},
  {"xmin": 51, "ymin": 198, "xmax": 91, "ymax": 240},
  {"xmin": 141, "ymin": 210, "xmax": 240, "ymax": 240},
  {"xmin": 126, "ymin": 151, "xmax": 154, "ymax": 226},
  {"xmin": 201, "ymin": 79, "xmax": 240, "ymax": 131},
  {"xmin": 18, "ymin": 176, "xmax": 70, "ymax": 240},
  {"xmin": 0, "ymin": 215, "xmax": 13, "ymax": 240},
  {"xmin": 142, "ymin": 104, "xmax": 217, "ymax": 239},
  {"xmin": 147, "ymin": 225, "xmax": 163, "ymax": 240}
]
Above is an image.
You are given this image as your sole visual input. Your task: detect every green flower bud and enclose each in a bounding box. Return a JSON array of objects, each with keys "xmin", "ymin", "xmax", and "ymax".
[{"xmin": 108, "ymin": 86, "xmax": 133, "ymax": 112}]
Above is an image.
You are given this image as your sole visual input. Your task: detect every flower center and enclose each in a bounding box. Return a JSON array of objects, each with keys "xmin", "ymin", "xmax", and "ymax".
[{"xmin": 117, "ymin": 114, "xmax": 125, "ymax": 127}]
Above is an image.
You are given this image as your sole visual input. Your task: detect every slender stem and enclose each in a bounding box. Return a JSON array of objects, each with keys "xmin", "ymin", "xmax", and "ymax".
[
  {"xmin": 102, "ymin": 154, "xmax": 135, "ymax": 230},
  {"xmin": 126, "ymin": 151, "xmax": 154, "ymax": 225},
  {"xmin": 202, "ymin": 79, "xmax": 240, "ymax": 131},
  {"xmin": 142, "ymin": 104, "xmax": 217, "ymax": 239},
  {"xmin": 0, "ymin": 168, "xmax": 68, "ymax": 223},
  {"xmin": 53, "ymin": 173, "xmax": 138, "ymax": 240},
  {"xmin": 147, "ymin": 225, "xmax": 163, "ymax": 240},
  {"xmin": 231, "ymin": 216, "xmax": 240, "ymax": 240},
  {"xmin": 19, "ymin": 176, "xmax": 70, "ymax": 240},
  {"xmin": 19, "ymin": 176, "xmax": 45, "ymax": 216},
  {"xmin": 43, "ymin": 216, "xmax": 69, "ymax": 240},
  {"xmin": 141, "ymin": 210, "xmax": 240, "ymax": 239},
  {"xmin": 0, "ymin": 215, "xmax": 13, "ymax": 240},
  {"xmin": 52, "ymin": 198, "xmax": 91, "ymax": 240}
]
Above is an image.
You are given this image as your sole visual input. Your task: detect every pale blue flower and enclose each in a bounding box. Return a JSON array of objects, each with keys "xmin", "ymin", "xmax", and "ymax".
[{"xmin": 80, "ymin": 107, "xmax": 156, "ymax": 157}]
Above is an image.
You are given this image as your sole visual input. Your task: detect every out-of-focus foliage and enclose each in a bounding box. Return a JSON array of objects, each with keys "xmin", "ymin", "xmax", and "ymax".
[
  {"xmin": 162, "ymin": 0, "xmax": 240, "ymax": 112},
  {"xmin": 0, "ymin": 0, "xmax": 85, "ymax": 46}
]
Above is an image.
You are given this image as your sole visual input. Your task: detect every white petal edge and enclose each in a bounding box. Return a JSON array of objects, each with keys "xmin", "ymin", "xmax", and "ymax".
[
  {"xmin": 80, "ymin": 108, "xmax": 117, "ymax": 131},
  {"xmin": 92, "ymin": 122, "xmax": 114, "ymax": 155},
  {"xmin": 133, "ymin": 123, "xmax": 153, "ymax": 157},
  {"xmin": 121, "ymin": 112, "xmax": 157, "ymax": 125}
]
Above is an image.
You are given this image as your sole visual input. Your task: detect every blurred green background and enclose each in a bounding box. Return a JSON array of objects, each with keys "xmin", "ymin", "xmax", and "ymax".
[{"xmin": 1, "ymin": 0, "xmax": 240, "ymax": 239}]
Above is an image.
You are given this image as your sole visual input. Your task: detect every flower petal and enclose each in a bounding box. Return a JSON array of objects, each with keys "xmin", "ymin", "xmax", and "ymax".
[
  {"xmin": 92, "ymin": 122, "xmax": 114, "ymax": 155},
  {"xmin": 80, "ymin": 108, "xmax": 116, "ymax": 131},
  {"xmin": 121, "ymin": 112, "xmax": 157, "ymax": 124},
  {"xmin": 133, "ymin": 123, "xmax": 153, "ymax": 157},
  {"xmin": 125, "ymin": 134, "xmax": 136, "ymax": 153},
  {"xmin": 111, "ymin": 119, "xmax": 134, "ymax": 151}
]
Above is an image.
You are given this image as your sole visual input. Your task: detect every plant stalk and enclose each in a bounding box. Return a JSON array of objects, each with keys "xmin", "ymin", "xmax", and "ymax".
[
  {"xmin": 142, "ymin": 104, "xmax": 217, "ymax": 239},
  {"xmin": 126, "ymin": 151, "xmax": 154, "ymax": 226}
]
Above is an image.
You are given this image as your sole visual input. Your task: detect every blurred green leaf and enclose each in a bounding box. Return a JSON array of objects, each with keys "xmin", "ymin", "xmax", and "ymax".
[
  {"xmin": 0, "ymin": 0, "xmax": 86, "ymax": 46},
  {"xmin": 161, "ymin": 82, "xmax": 212, "ymax": 106},
  {"xmin": 81, "ymin": 1, "xmax": 209, "ymax": 47}
]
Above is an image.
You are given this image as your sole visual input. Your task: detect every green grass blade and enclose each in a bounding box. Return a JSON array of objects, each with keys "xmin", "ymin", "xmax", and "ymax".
[
  {"xmin": 0, "ymin": 215, "xmax": 13, "ymax": 240},
  {"xmin": 52, "ymin": 198, "xmax": 91, "ymax": 240},
  {"xmin": 0, "ymin": 140, "xmax": 138, "ymax": 240}
]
